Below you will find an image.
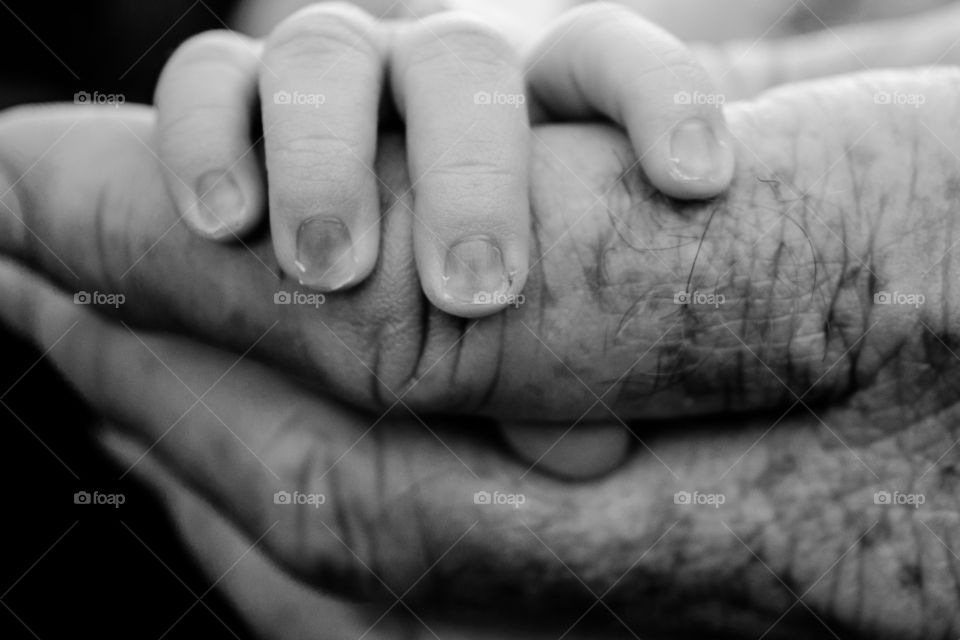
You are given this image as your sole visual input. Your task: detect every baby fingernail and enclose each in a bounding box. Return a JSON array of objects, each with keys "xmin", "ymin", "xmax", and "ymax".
[
  {"xmin": 443, "ymin": 236, "xmax": 508, "ymax": 304},
  {"xmin": 192, "ymin": 170, "xmax": 246, "ymax": 238},
  {"xmin": 670, "ymin": 118, "xmax": 729, "ymax": 183},
  {"xmin": 295, "ymin": 216, "xmax": 357, "ymax": 291}
]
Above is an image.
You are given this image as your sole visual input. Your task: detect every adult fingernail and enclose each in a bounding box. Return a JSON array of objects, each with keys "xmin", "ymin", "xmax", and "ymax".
[
  {"xmin": 443, "ymin": 236, "xmax": 508, "ymax": 304},
  {"xmin": 191, "ymin": 170, "xmax": 246, "ymax": 238},
  {"xmin": 295, "ymin": 216, "xmax": 357, "ymax": 291},
  {"xmin": 670, "ymin": 118, "xmax": 729, "ymax": 183}
]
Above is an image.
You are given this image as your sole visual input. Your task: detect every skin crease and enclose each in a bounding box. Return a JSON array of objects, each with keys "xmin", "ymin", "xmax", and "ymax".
[
  {"xmin": 3, "ymin": 68, "xmax": 960, "ymax": 637},
  {"xmin": 162, "ymin": 0, "xmax": 960, "ymax": 485},
  {"xmin": 227, "ymin": 0, "xmax": 960, "ymax": 478},
  {"xmin": 0, "ymin": 73, "xmax": 956, "ymax": 425},
  {"xmin": 6, "ymin": 2, "xmax": 960, "ymax": 637}
]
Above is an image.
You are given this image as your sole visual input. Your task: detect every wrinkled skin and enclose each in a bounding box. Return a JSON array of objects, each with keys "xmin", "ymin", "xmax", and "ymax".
[
  {"xmin": 3, "ymin": 67, "xmax": 960, "ymax": 638},
  {"xmin": 2, "ymin": 72, "xmax": 959, "ymax": 425}
]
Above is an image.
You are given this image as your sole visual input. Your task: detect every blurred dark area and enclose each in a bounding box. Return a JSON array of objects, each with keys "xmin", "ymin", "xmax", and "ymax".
[
  {"xmin": 1, "ymin": 1, "xmax": 254, "ymax": 638},
  {"xmin": 0, "ymin": 0, "xmax": 234, "ymax": 107}
]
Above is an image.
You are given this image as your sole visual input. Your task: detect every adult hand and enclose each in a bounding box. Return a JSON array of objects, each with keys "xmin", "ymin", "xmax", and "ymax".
[
  {"xmin": 0, "ymin": 69, "xmax": 956, "ymax": 427},
  {"xmin": 4, "ymin": 67, "xmax": 960, "ymax": 637},
  {"xmin": 8, "ymin": 0, "xmax": 960, "ymax": 422}
]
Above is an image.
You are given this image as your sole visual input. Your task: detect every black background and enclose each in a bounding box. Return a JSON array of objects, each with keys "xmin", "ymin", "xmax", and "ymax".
[{"xmin": 1, "ymin": 1, "xmax": 255, "ymax": 637}]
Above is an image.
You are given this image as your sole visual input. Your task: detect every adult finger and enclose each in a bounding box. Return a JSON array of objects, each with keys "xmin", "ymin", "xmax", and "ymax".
[
  {"xmin": 98, "ymin": 425, "xmax": 574, "ymax": 640},
  {"xmin": 0, "ymin": 257, "xmax": 553, "ymax": 602}
]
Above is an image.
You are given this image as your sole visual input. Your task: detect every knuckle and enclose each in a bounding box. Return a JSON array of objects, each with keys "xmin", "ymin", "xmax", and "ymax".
[
  {"xmin": 271, "ymin": 130, "xmax": 363, "ymax": 174},
  {"xmin": 265, "ymin": 3, "xmax": 379, "ymax": 63},
  {"xmin": 158, "ymin": 31, "xmax": 256, "ymax": 99},
  {"xmin": 429, "ymin": 159, "xmax": 516, "ymax": 178},
  {"xmin": 168, "ymin": 30, "xmax": 254, "ymax": 70},
  {"xmin": 268, "ymin": 140, "xmax": 367, "ymax": 212},
  {"xmin": 271, "ymin": 124, "xmax": 365, "ymax": 157},
  {"xmin": 622, "ymin": 59, "xmax": 716, "ymax": 108},
  {"xmin": 422, "ymin": 175, "xmax": 524, "ymax": 225},
  {"xmin": 401, "ymin": 13, "xmax": 516, "ymax": 72},
  {"xmin": 566, "ymin": 1, "xmax": 635, "ymax": 23},
  {"xmin": 159, "ymin": 103, "xmax": 234, "ymax": 143},
  {"xmin": 655, "ymin": 48, "xmax": 711, "ymax": 81},
  {"xmin": 157, "ymin": 106, "xmax": 242, "ymax": 176},
  {"xmin": 552, "ymin": 1, "xmax": 636, "ymax": 38},
  {"xmin": 155, "ymin": 31, "xmax": 257, "ymax": 110},
  {"xmin": 271, "ymin": 175, "xmax": 361, "ymax": 218}
]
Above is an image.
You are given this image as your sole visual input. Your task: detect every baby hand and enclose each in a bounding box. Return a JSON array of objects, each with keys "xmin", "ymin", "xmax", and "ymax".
[{"xmin": 154, "ymin": 2, "xmax": 734, "ymax": 317}]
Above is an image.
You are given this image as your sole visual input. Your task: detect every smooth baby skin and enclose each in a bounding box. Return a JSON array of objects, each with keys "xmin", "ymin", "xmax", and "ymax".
[
  {"xmin": 1, "ymin": 70, "xmax": 958, "ymax": 426},
  {"xmin": 3, "ymin": 68, "xmax": 960, "ymax": 637}
]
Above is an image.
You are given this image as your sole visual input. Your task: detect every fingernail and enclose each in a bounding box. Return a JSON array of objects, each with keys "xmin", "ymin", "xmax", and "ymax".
[
  {"xmin": 443, "ymin": 236, "xmax": 508, "ymax": 304},
  {"xmin": 670, "ymin": 118, "xmax": 728, "ymax": 183},
  {"xmin": 500, "ymin": 422, "xmax": 630, "ymax": 480},
  {"xmin": 295, "ymin": 216, "xmax": 357, "ymax": 291},
  {"xmin": 192, "ymin": 170, "xmax": 246, "ymax": 238}
]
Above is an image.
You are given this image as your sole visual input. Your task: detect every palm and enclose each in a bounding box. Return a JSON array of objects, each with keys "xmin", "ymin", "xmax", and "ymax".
[
  {"xmin": 16, "ymin": 275, "xmax": 957, "ymax": 639},
  {"xmin": 5, "ymin": 66, "xmax": 960, "ymax": 636}
]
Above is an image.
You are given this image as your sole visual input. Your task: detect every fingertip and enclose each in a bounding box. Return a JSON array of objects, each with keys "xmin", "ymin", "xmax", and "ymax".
[
  {"xmin": 642, "ymin": 117, "xmax": 736, "ymax": 200},
  {"xmin": 284, "ymin": 203, "xmax": 380, "ymax": 292},
  {"xmin": 667, "ymin": 117, "xmax": 736, "ymax": 191},
  {"xmin": 292, "ymin": 219, "xmax": 353, "ymax": 292},
  {"xmin": 154, "ymin": 31, "xmax": 263, "ymax": 241},
  {"xmin": 183, "ymin": 165, "xmax": 263, "ymax": 240},
  {"xmin": 259, "ymin": 4, "xmax": 384, "ymax": 293},
  {"xmin": 526, "ymin": 4, "xmax": 738, "ymax": 201},
  {"xmin": 419, "ymin": 233, "xmax": 529, "ymax": 319}
]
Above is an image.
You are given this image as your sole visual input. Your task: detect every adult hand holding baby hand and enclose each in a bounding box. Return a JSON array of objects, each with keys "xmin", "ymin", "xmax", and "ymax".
[
  {"xmin": 8, "ymin": 0, "xmax": 960, "ymax": 630},
  {"xmin": 5, "ymin": 65, "xmax": 960, "ymax": 637},
  {"xmin": 153, "ymin": 2, "xmax": 735, "ymax": 318}
]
